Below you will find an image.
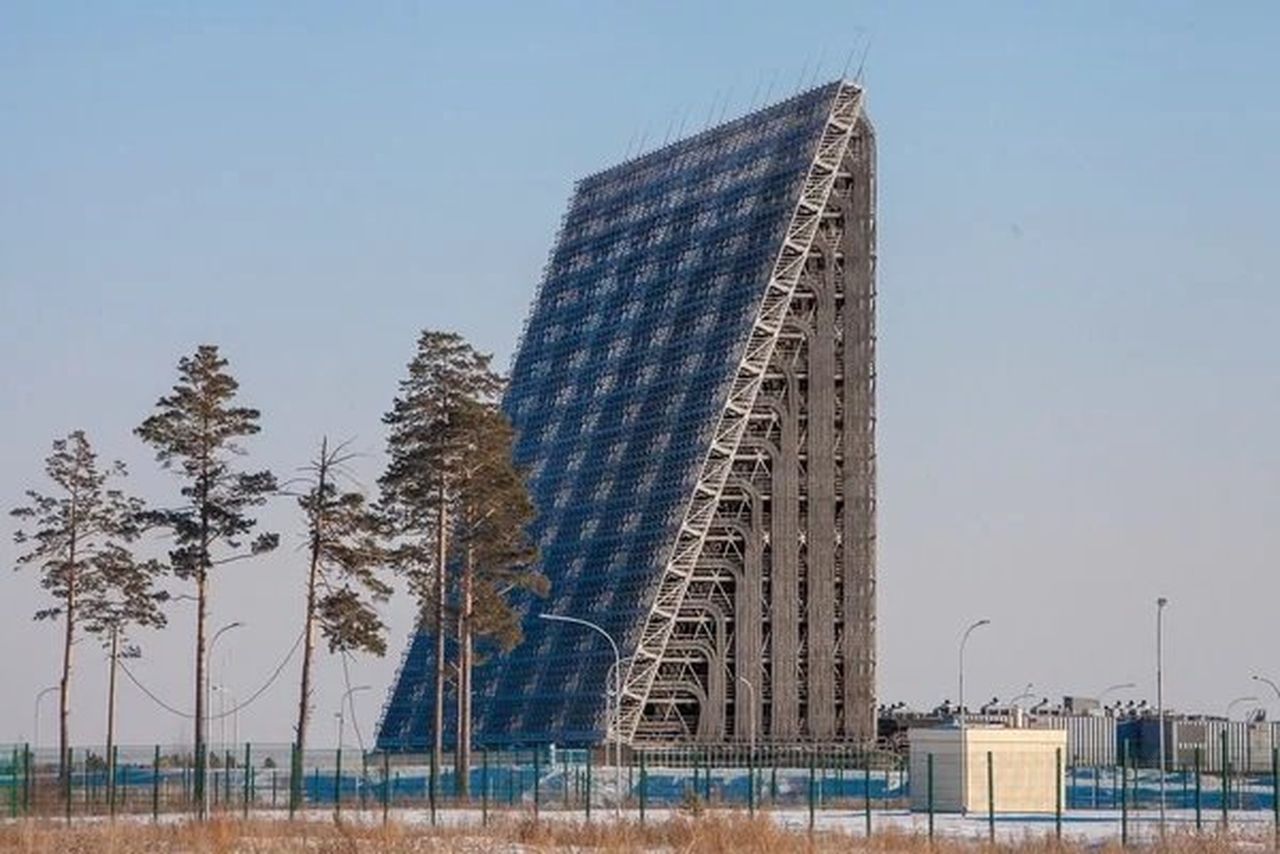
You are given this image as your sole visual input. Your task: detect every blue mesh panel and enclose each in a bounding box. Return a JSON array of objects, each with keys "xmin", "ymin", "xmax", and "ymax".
[{"xmin": 378, "ymin": 82, "xmax": 840, "ymax": 750}]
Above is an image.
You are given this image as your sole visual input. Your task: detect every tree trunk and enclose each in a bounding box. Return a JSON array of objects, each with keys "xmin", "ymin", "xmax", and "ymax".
[
  {"xmin": 456, "ymin": 543, "xmax": 474, "ymax": 798},
  {"xmin": 295, "ymin": 438, "xmax": 326, "ymax": 765},
  {"xmin": 105, "ymin": 624, "xmax": 119, "ymax": 808},
  {"xmin": 195, "ymin": 567, "xmax": 207, "ymax": 810},
  {"xmin": 433, "ymin": 487, "xmax": 447, "ymax": 793},
  {"xmin": 59, "ymin": 526, "xmax": 77, "ymax": 782},
  {"xmin": 195, "ymin": 449, "xmax": 210, "ymax": 814}
]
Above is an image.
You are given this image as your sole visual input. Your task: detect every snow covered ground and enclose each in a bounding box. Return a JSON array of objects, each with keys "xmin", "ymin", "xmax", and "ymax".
[{"xmin": 267, "ymin": 805, "xmax": 1279, "ymax": 846}]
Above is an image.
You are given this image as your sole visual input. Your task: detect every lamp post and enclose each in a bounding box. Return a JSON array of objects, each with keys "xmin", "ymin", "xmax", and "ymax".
[
  {"xmin": 1252, "ymin": 675, "xmax": 1280, "ymax": 718},
  {"xmin": 206, "ymin": 622, "xmax": 244, "ymax": 747},
  {"xmin": 34, "ymin": 685, "xmax": 58, "ymax": 751},
  {"xmin": 1227, "ymin": 696, "xmax": 1260, "ymax": 720},
  {"xmin": 336, "ymin": 685, "xmax": 371, "ymax": 749},
  {"xmin": 958, "ymin": 619, "xmax": 991, "ymax": 815},
  {"xmin": 1156, "ymin": 596, "xmax": 1168, "ymax": 837},
  {"xmin": 204, "ymin": 621, "xmax": 243, "ymax": 811},
  {"xmin": 1009, "ymin": 683, "xmax": 1036, "ymax": 710},
  {"xmin": 539, "ymin": 613, "xmax": 621, "ymax": 813}
]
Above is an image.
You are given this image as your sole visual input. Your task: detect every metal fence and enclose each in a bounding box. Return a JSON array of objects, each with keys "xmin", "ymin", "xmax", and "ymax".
[
  {"xmin": 2, "ymin": 742, "xmax": 911, "ymax": 820},
  {"xmin": 3, "ymin": 739, "xmax": 1279, "ymax": 829}
]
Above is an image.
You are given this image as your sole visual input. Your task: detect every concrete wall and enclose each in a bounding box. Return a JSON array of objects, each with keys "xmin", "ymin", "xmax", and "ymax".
[{"xmin": 909, "ymin": 727, "xmax": 1067, "ymax": 813}]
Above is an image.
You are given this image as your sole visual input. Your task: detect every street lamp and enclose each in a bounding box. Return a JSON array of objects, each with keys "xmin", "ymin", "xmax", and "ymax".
[
  {"xmin": 1252, "ymin": 675, "xmax": 1280, "ymax": 707},
  {"xmin": 958, "ymin": 618, "xmax": 991, "ymax": 815},
  {"xmin": 34, "ymin": 685, "xmax": 58, "ymax": 751},
  {"xmin": 336, "ymin": 685, "xmax": 371, "ymax": 749},
  {"xmin": 539, "ymin": 613, "xmax": 621, "ymax": 813},
  {"xmin": 1098, "ymin": 682, "xmax": 1137, "ymax": 709},
  {"xmin": 1009, "ymin": 683, "xmax": 1036, "ymax": 710},
  {"xmin": 203, "ymin": 621, "xmax": 243, "ymax": 811},
  {"xmin": 1156, "ymin": 596, "xmax": 1168, "ymax": 836},
  {"xmin": 206, "ymin": 622, "xmax": 244, "ymax": 745},
  {"xmin": 1226, "ymin": 696, "xmax": 1260, "ymax": 720}
]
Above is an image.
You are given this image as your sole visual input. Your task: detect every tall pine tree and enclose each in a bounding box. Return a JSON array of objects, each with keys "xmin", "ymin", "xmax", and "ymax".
[
  {"xmin": 10, "ymin": 431, "xmax": 150, "ymax": 776},
  {"xmin": 293, "ymin": 437, "xmax": 390, "ymax": 784},
  {"xmin": 79, "ymin": 543, "xmax": 167, "ymax": 798},
  {"xmin": 380, "ymin": 331, "xmax": 501, "ymax": 789},
  {"xmin": 451, "ymin": 400, "xmax": 545, "ymax": 792},
  {"xmin": 135, "ymin": 345, "xmax": 277, "ymax": 810}
]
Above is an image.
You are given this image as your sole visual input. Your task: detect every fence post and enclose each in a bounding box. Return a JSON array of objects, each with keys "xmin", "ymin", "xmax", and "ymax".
[
  {"xmin": 639, "ymin": 751, "xmax": 647, "ymax": 824},
  {"xmin": 1055, "ymin": 747, "xmax": 1062, "ymax": 841},
  {"xmin": 108, "ymin": 745, "xmax": 118, "ymax": 819},
  {"xmin": 747, "ymin": 748, "xmax": 755, "ymax": 816},
  {"xmin": 808, "ymin": 751, "xmax": 816, "ymax": 833},
  {"xmin": 926, "ymin": 753, "xmax": 934, "ymax": 842},
  {"xmin": 243, "ymin": 743, "xmax": 251, "ymax": 819},
  {"xmin": 481, "ymin": 748, "xmax": 489, "ymax": 826},
  {"xmin": 585, "ymin": 745, "xmax": 592, "ymax": 822},
  {"xmin": 152, "ymin": 745, "xmax": 160, "ymax": 821},
  {"xmin": 1195, "ymin": 746, "xmax": 1202, "ymax": 832},
  {"xmin": 429, "ymin": 748, "xmax": 437, "ymax": 826},
  {"xmin": 290, "ymin": 743, "xmax": 300, "ymax": 819},
  {"xmin": 382, "ymin": 752, "xmax": 390, "ymax": 826},
  {"xmin": 334, "ymin": 746, "xmax": 343, "ymax": 821},
  {"xmin": 533, "ymin": 746, "xmax": 541, "ymax": 818},
  {"xmin": 23, "ymin": 744, "xmax": 31, "ymax": 816},
  {"xmin": 1222, "ymin": 728, "xmax": 1230, "ymax": 831},
  {"xmin": 64, "ymin": 748, "xmax": 72, "ymax": 825},
  {"xmin": 1121, "ymin": 742, "xmax": 1128, "ymax": 847},
  {"xmin": 864, "ymin": 762, "xmax": 871, "ymax": 837}
]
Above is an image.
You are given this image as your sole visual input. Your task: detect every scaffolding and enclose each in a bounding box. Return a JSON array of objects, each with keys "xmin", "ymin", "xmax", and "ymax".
[{"xmin": 378, "ymin": 79, "xmax": 877, "ymax": 750}]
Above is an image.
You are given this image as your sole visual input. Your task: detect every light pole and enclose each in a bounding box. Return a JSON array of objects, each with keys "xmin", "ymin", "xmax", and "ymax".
[
  {"xmin": 1098, "ymin": 682, "xmax": 1137, "ymax": 709},
  {"xmin": 204, "ymin": 621, "xmax": 243, "ymax": 810},
  {"xmin": 336, "ymin": 685, "xmax": 371, "ymax": 749},
  {"xmin": 1156, "ymin": 596, "xmax": 1168, "ymax": 837},
  {"xmin": 539, "ymin": 613, "xmax": 621, "ymax": 813},
  {"xmin": 1009, "ymin": 683, "xmax": 1036, "ymax": 710},
  {"xmin": 1227, "ymin": 696, "xmax": 1260, "ymax": 720},
  {"xmin": 1252, "ymin": 675, "xmax": 1280, "ymax": 717},
  {"xmin": 34, "ymin": 685, "xmax": 58, "ymax": 751},
  {"xmin": 958, "ymin": 618, "xmax": 991, "ymax": 815},
  {"xmin": 206, "ymin": 622, "xmax": 244, "ymax": 747}
]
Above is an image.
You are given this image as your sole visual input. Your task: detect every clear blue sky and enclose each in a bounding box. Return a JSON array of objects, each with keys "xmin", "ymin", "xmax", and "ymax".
[{"xmin": 2, "ymin": 1, "xmax": 1279, "ymax": 746}]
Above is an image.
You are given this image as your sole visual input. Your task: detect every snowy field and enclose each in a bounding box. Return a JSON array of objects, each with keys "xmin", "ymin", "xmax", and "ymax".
[{"xmin": 241, "ymin": 805, "xmax": 1280, "ymax": 846}]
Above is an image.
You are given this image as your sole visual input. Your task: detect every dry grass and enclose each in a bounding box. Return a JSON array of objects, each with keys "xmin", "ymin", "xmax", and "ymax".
[{"xmin": 0, "ymin": 815, "xmax": 1270, "ymax": 853}]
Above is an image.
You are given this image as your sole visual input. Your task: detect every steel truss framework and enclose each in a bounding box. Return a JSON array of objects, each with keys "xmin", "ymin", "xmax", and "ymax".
[
  {"xmin": 619, "ymin": 82, "xmax": 875, "ymax": 744},
  {"xmin": 376, "ymin": 80, "xmax": 876, "ymax": 753}
]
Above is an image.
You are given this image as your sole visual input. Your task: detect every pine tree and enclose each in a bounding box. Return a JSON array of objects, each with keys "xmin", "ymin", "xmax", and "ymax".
[
  {"xmin": 79, "ymin": 543, "xmax": 167, "ymax": 799},
  {"xmin": 10, "ymin": 431, "xmax": 149, "ymax": 777},
  {"xmin": 293, "ymin": 437, "xmax": 390, "ymax": 782},
  {"xmin": 380, "ymin": 331, "xmax": 502, "ymax": 792},
  {"xmin": 135, "ymin": 345, "xmax": 277, "ymax": 811},
  {"xmin": 451, "ymin": 401, "xmax": 545, "ymax": 792}
]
